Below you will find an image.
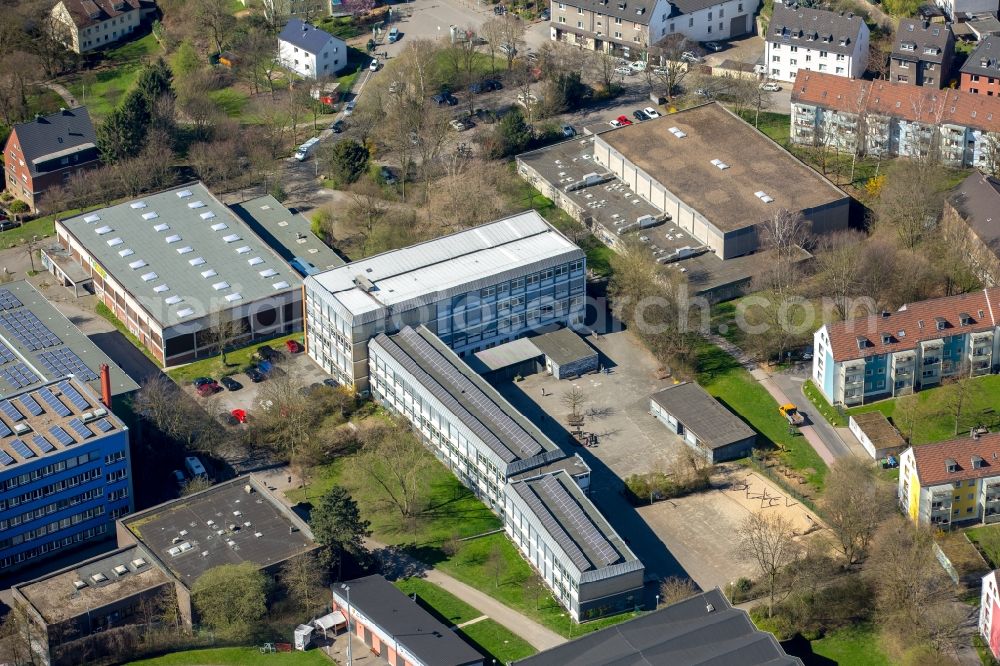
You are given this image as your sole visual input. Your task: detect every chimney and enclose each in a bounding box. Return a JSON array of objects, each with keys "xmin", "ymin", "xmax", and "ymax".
[{"xmin": 100, "ymin": 363, "xmax": 112, "ymax": 409}]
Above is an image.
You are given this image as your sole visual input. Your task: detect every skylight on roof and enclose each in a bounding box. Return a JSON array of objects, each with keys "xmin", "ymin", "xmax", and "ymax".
[
  {"xmin": 222, "ymin": 234, "xmax": 241, "ymax": 243},
  {"xmin": 128, "ymin": 259, "xmax": 148, "ymax": 270},
  {"xmin": 235, "ymin": 246, "xmax": 251, "ymax": 254},
  {"xmin": 95, "ymin": 225, "xmax": 113, "ymax": 235},
  {"xmin": 176, "ymin": 189, "xmax": 193, "ymax": 198},
  {"xmin": 176, "ymin": 307, "xmax": 195, "ymax": 318},
  {"xmin": 83, "ymin": 214, "xmax": 101, "ymax": 223},
  {"xmin": 201, "ymin": 269, "xmax": 218, "ymax": 278},
  {"xmin": 248, "ymin": 257, "xmax": 264, "ymax": 266},
  {"xmin": 119, "ymin": 248, "xmax": 134, "ymax": 257},
  {"xmin": 165, "ymin": 234, "xmax": 181, "ymax": 243},
  {"xmin": 107, "ymin": 237, "xmax": 123, "ymax": 247},
  {"xmin": 710, "ymin": 158, "xmax": 730, "ymax": 170},
  {"xmin": 141, "ymin": 271, "xmax": 158, "ymax": 282},
  {"xmin": 153, "ymin": 223, "xmax": 169, "ymax": 232},
  {"xmin": 177, "ymin": 246, "xmax": 193, "ymax": 254},
  {"xmin": 188, "ymin": 200, "xmax": 205, "ymax": 209},
  {"xmin": 165, "ymin": 295, "xmax": 183, "ymax": 305},
  {"xmin": 273, "ymin": 281, "xmax": 290, "ymax": 290},
  {"xmin": 142, "ymin": 211, "xmax": 159, "ymax": 220},
  {"xmin": 153, "ymin": 284, "xmax": 169, "ymax": 293},
  {"xmin": 225, "ymin": 293, "xmax": 242, "ymax": 302},
  {"xmin": 754, "ymin": 191, "xmax": 775, "ymax": 203},
  {"xmin": 212, "ymin": 281, "xmax": 230, "ymax": 291},
  {"xmin": 259, "ymin": 268, "xmax": 278, "ymax": 278},
  {"xmin": 130, "ymin": 201, "xmax": 147, "ymax": 209},
  {"xmin": 201, "ymin": 211, "xmax": 216, "ymax": 220},
  {"xmin": 668, "ymin": 127, "xmax": 687, "ymax": 138},
  {"xmin": 189, "ymin": 257, "xmax": 206, "ymax": 266},
  {"xmin": 210, "ymin": 222, "xmax": 228, "ymax": 231}
]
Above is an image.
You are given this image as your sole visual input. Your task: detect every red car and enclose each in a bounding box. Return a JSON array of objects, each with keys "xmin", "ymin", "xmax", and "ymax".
[
  {"xmin": 285, "ymin": 339, "xmax": 303, "ymax": 353},
  {"xmin": 231, "ymin": 409, "xmax": 247, "ymax": 424},
  {"xmin": 197, "ymin": 382, "xmax": 222, "ymax": 397}
]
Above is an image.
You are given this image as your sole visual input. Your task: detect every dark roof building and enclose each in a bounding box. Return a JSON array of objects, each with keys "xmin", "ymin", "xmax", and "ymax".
[
  {"xmin": 332, "ymin": 575, "xmax": 484, "ymax": 666},
  {"xmin": 890, "ymin": 19, "xmax": 954, "ymax": 88},
  {"xmin": 960, "ymin": 36, "xmax": 1000, "ymax": 96},
  {"xmin": 49, "ymin": 0, "xmax": 153, "ymax": 54},
  {"xmin": 279, "ymin": 18, "xmax": 338, "ymax": 54},
  {"xmin": 768, "ymin": 4, "xmax": 866, "ymax": 57},
  {"xmin": 3, "ymin": 108, "xmax": 100, "ymax": 211},
  {"xmin": 650, "ymin": 382, "xmax": 757, "ymax": 463},
  {"xmin": 529, "ymin": 327, "xmax": 598, "ymax": 380},
  {"xmin": 513, "ymin": 588, "xmax": 802, "ymax": 666},
  {"xmin": 944, "ymin": 171, "xmax": 1000, "ymax": 286}
]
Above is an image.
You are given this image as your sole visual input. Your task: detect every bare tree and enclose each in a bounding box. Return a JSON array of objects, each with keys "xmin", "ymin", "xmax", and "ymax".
[
  {"xmin": 495, "ymin": 14, "xmax": 525, "ymax": 71},
  {"xmin": 525, "ymin": 575, "xmax": 548, "ymax": 610},
  {"xmin": 279, "ymin": 551, "xmax": 327, "ymax": 614},
  {"xmin": 561, "ymin": 387, "xmax": 587, "ymax": 420},
  {"xmin": 202, "ymin": 313, "xmax": 248, "ymax": 367},
  {"xmin": 346, "ymin": 183, "xmax": 391, "ymax": 256},
  {"xmin": 759, "ymin": 208, "xmax": 809, "ymax": 261},
  {"xmin": 658, "ymin": 577, "xmax": 699, "ymax": 606},
  {"xmin": 349, "ymin": 419, "xmax": 433, "ymax": 518},
  {"xmin": 646, "ymin": 34, "xmax": 693, "ymax": 101},
  {"xmin": 820, "ymin": 456, "xmax": 895, "ymax": 566},
  {"xmin": 255, "ymin": 374, "xmax": 323, "ymax": 462},
  {"xmin": 0, "ymin": 603, "xmax": 40, "ymax": 666},
  {"xmin": 587, "ymin": 48, "xmax": 621, "ymax": 96},
  {"xmin": 180, "ymin": 475, "xmax": 213, "ymax": 496},
  {"xmin": 734, "ymin": 511, "xmax": 798, "ymax": 617},
  {"xmin": 941, "ymin": 363, "xmax": 985, "ymax": 436},
  {"xmin": 486, "ymin": 540, "xmax": 507, "ymax": 588},
  {"xmin": 479, "ymin": 18, "xmax": 506, "ymax": 78},
  {"xmin": 190, "ymin": 0, "xmax": 236, "ymax": 55}
]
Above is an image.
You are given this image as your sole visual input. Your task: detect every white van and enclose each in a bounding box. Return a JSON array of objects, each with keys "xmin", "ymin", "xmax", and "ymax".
[{"xmin": 294, "ymin": 137, "xmax": 320, "ymax": 161}]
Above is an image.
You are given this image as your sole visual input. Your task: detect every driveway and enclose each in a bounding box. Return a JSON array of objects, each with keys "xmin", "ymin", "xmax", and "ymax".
[
  {"xmin": 384, "ymin": 0, "xmax": 551, "ymax": 55},
  {"xmin": 769, "ymin": 368, "xmax": 868, "ymax": 460}
]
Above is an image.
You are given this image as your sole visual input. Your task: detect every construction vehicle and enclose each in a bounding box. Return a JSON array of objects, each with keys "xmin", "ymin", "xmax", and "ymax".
[{"xmin": 779, "ymin": 403, "xmax": 805, "ymax": 426}]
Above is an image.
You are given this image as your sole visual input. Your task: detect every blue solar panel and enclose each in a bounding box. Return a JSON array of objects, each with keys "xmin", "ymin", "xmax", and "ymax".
[
  {"xmin": 68, "ymin": 418, "xmax": 93, "ymax": 440},
  {"xmin": 39, "ymin": 351, "xmax": 99, "ymax": 383},
  {"xmin": 0, "ymin": 363, "xmax": 40, "ymax": 390},
  {"xmin": 1, "ymin": 400, "xmax": 24, "ymax": 422},
  {"xmin": 32, "ymin": 434, "xmax": 55, "ymax": 453},
  {"xmin": 0, "ymin": 289, "xmax": 21, "ymax": 310},
  {"xmin": 0, "ymin": 450, "xmax": 13, "ymax": 466},
  {"xmin": 38, "ymin": 388, "xmax": 71, "ymax": 417},
  {"xmin": 9, "ymin": 439, "xmax": 34, "ymax": 460},
  {"xmin": 58, "ymin": 381, "xmax": 90, "ymax": 411},
  {"xmin": 48, "ymin": 426, "xmax": 74, "ymax": 446},
  {"xmin": 94, "ymin": 418, "xmax": 114, "ymax": 433},
  {"xmin": 0, "ymin": 421, "xmax": 10, "ymax": 438},
  {"xmin": 0, "ymin": 341, "xmax": 14, "ymax": 364},
  {"xmin": 0, "ymin": 310, "xmax": 60, "ymax": 350},
  {"xmin": 19, "ymin": 394, "xmax": 42, "ymax": 416}
]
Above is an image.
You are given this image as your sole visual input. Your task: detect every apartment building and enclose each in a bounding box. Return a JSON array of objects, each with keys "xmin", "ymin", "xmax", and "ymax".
[
  {"xmin": 899, "ymin": 433, "xmax": 1000, "ymax": 528},
  {"xmin": 981, "ymin": 569, "xmax": 1000, "ymax": 661},
  {"xmin": 278, "ymin": 18, "xmax": 346, "ymax": 79},
  {"xmin": 4, "ymin": 108, "xmax": 100, "ymax": 212},
  {"xmin": 0, "ymin": 377, "xmax": 132, "ymax": 574},
  {"xmin": 54, "ymin": 183, "xmax": 303, "ymax": 367},
  {"xmin": 303, "ymin": 211, "xmax": 586, "ymax": 391},
  {"xmin": 548, "ymin": 0, "xmax": 755, "ymax": 56},
  {"xmin": 944, "ymin": 171, "xmax": 1000, "ymax": 287},
  {"xmin": 935, "ymin": 0, "xmax": 998, "ymax": 21},
  {"xmin": 790, "ymin": 71, "xmax": 1000, "ymax": 169},
  {"xmin": 960, "ymin": 36, "xmax": 1000, "ymax": 95},
  {"xmin": 49, "ymin": 0, "xmax": 150, "ymax": 54},
  {"xmin": 890, "ymin": 19, "xmax": 954, "ymax": 88},
  {"xmin": 764, "ymin": 5, "xmax": 869, "ymax": 83},
  {"xmin": 812, "ymin": 287, "xmax": 1000, "ymax": 406}
]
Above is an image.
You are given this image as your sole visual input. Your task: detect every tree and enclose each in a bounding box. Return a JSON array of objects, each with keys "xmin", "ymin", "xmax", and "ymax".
[
  {"xmin": 191, "ymin": 0, "xmax": 237, "ymax": 55},
  {"xmin": 525, "ymin": 575, "xmax": 547, "ymax": 610},
  {"xmin": 867, "ymin": 32, "xmax": 893, "ymax": 81},
  {"xmin": 892, "ymin": 394, "xmax": 924, "ymax": 443},
  {"xmin": 203, "ymin": 313, "xmax": 248, "ymax": 366},
  {"xmin": 309, "ymin": 485, "xmax": 372, "ymax": 579},
  {"xmin": 658, "ymin": 577, "xmax": 699, "ymax": 606},
  {"xmin": 0, "ymin": 602, "xmax": 40, "ymax": 666},
  {"xmin": 479, "ymin": 18, "xmax": 506, "ymax": 77},
  {"xmin": 485, "ymin": 106, "xmax": 532, "ymax": 158},
  {"xmin": 942, "ymin": 365, "xmax": 985, "ymax": 436},
  {"xmin": 345, "ymin": 183, "xmax": 390, "ymax": 256},
  {"xmin": 562, "ymin": 387, "xmax": 586, "ymax": 432},
  {"xmin": 328, "ymin": 139, "xmax": 370, "ymax": 185},
  {"xmin": 191, "ymin": 563, "xmax": 269, "ymax": 640},
  {"xmin": 811, "ymin": 231, "xmax": 865, "ymax": 319},
  {"xmin": 734, "ymin": 511, "xmax": 798, "ymax": 617},
  {"xmin": 819, "ymin": 456, "xmax": 894, "ymax": 566},
  {"xmin": 486, "ymin": 540, "xmax": 507, "ymax": 588},
  {"xmin": 97, "ymin": 92, "xmax": 148, "ymax": 163},
  {"xmin": 349, "ymin": 419, "xmax": 433, "ymax": 518},
  {"xmin": 646, "ymin": 34, "xmax": 694, "ymax": 101},
  {"xmin": 870, "ymin": 159, "xmax": 951, "ymax": 250},
  {"xmin": 279, "ymin": 552, "xmax": 327, "ymax": 614},
  {"xmin": 180, "ymin": 475, "xmax": 213, "ymax": 496},
  {"xmin": 171, "ymin": 39, "xmax": 201, "ymax": 77},
  {"xmin": 495, "ymin": 14, "xmax": 525, "ymax": 71},
  {"xmin": 131, "ymin": 375, "xmax": 223, "ymax": 453},
  {"xmin": 255, "ymin": 375, "xmax": 323, "ymax": 462}
]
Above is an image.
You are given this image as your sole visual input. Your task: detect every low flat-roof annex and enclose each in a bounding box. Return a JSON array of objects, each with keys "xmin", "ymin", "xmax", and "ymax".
[{"xmin": 650, "ymin": 382, "xmax": 756, "ymax": 451}]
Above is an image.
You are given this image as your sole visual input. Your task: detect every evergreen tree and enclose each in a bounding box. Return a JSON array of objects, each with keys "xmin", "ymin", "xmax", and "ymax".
[
  {"xmin": 309, "ymin": 485, "xmax": 371, "ymax": 579},
  {"xmin": 96, "ymin": 92, "xmax": 148, "ymax": 163}
]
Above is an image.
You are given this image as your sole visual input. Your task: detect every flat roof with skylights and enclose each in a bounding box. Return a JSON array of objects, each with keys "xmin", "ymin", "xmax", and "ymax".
[
  {"xmin": 0, "ymin": 281, "xmax": 137, "ymax": 397},
  {"xmin": 57, "ymin": 183, "xmax": 301, "ymax": 328}
]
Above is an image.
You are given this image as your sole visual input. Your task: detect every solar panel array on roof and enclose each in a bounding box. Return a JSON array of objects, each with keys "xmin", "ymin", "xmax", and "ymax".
[
  {"xmin": 0, "ymin": 363, "xmax": 40, "ymax": 389},
  {"xmin": 537, "ymin": 475, "xmax": 619, "ymax": 567},
  {"xmin": 0, "ymin": 310, "xmax": 60, "ymax": 350},
  {"xmin": 94, "ymin": 418, "xmax": 114, "ymax": 433},
  {"xmin": 1, "ymin": 400, "xmax": 23, "ymax": 422},
  {"xmin": 49, "ymin": 426, "xmax": 74, "ymax": 446},
  {"xmin": 38, "ymin": 387, "xmax": 71, "ymax": 417},
  {"xmin": 0, "ymin": 450, "xmax": 14, "ymax": 466},
  {"xmin": 0, "ymin": 289, "xmax": 22, "ymax": 310},
  {"xmin": 19, "ymin": 394, "xmax": 42, "ymax": 416},
  {"xmin": 519, "ymin": 484, "xmax": 591, "ymax": 572},
  {"xmin": 58, "ymin": 380, "xmax": 90, "ymax": 411},
  {"xmin": 10, "ymin": 439, "xmax": 35, "ymax": 460},
  {"xmin": 38, "ymin": 349, "xmax": 99, "ymax": 382},
  {"xmin": 0, "ymin": 420, "xmax": 10, "ymax": 438},
  {"xmin": 68, "ymin": 418, "xmax": 94, "ymax": 440},
  {"xmin": 0, "ymin": 341, "xmax": 15, "ymax": 364},
  {"xmin": 32, "ymin": 434, "xmax": 55, "ymax": 453}
]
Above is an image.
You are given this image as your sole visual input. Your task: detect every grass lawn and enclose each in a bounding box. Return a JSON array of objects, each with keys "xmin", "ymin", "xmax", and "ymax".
[
  {"xmin": 802, "ymin": 379, "xmax": 847, "ymax": 427},
  {"xmin": 460, "ymin": 619, "xmax": 537, "ymax": 663},
  {"xmin": 845, "ymin": 375, "xmax": 1000, "ymax": 446},
  {"xmin": 0, "ymin": 213, "xmax": 63, "ymax": 248},
  {"xmin": 166, "ymin": 332, "xmax": 304, "ymax": 384},
  {"xmin": 966, "ymin": 524, "xmax": 1000, "ymax": 568},
  {"xmin": 394, "ymin": 578, "xmax": 482, "ymax": 625},
  {"xmin": 209, "ymin": 88, "xmax": 250, "ymax": 117},
  {"xmin": 65, "ymin": 33, "xmax": 163, "ymax": 119},
  {"xmin": 697, "ymin": 342, "xmax": 828, "ymax": 488},
  {"xmin": 128, "ymin": 647, "xmax": 331, "ymax": 665},
  {"xmin": 808, "ymin": 625, "xmax": 890, "ymax": 666}
]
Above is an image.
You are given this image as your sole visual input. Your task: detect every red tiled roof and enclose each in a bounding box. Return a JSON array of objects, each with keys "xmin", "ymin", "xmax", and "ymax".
[
  {"xmin": 792, "ymin": 70, "xmax": 1000, "ymax": 133},
  {"xmin": 913, "ymin": 432, "xmax": 1000, "ymax": 486},
  {"xmin": 60, "ymin": 0, "xmax": 142, "ymax": 29},
  {"xmin": 824, "ymin": 287, "xmax": 1000, "ymax": 362}
]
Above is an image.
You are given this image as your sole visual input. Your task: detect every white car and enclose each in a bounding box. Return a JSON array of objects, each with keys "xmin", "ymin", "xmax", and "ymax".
[
  {"xmin": 643, "ymin": 107, "xmax": 661, "ymax": 118},
  {"xmin": 516, "ymin": 92, "xmax": 539, "ymax": 107},
  {"xmin": 614, "ymin": 66, "xmax": 633, "ymax": 76},
  {"xmin": 760, "ymin": 82, "xmax": 781, "ymax": 92},
  {"xmin": 343, "ymin": 100, "xmax": 356, "ymax": 116},
  {"xmin": 609, "ymin": 118, "xmax": 625, "ymax": 128},
  {"xmin": 629, "ymin": 59, "xmax": 647, "ymax": 72},
  {"xmin": 369, "ymin": 59, "xmax": 379, "ymax": 72},
  {"xmin": 681, "ymin": 51, "xmax": 703, "ymax": 63}
]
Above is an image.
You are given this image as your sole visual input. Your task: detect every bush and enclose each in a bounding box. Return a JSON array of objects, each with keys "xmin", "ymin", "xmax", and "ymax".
[
  {"xmin": 7, "ymin": 200, "xmax": 29, "ymax": 216},
  {"xmin": 328, "ymin": 139, "xmax": 370, "ymax": 186},
  {"xmin": 269, "ymin": 182, "xmax": 286, "ymax": 202}
]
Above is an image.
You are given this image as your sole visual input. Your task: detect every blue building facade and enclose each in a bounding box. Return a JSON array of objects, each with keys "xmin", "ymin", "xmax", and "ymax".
[{"xmin": 0, "ymin": 379, "xmax": 132, "ymax": 572}]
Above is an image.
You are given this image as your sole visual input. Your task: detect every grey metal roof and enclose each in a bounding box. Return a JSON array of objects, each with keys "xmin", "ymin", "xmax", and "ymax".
[
  {"xmin": 650, "ymin": 382, "xmax": 755, "ymax": 450},
  {"xmin": 961, "ymin": 35, "xmax": 1000, "ymax": 78},
  {"xmin": 333, "ymin": 575, "xmax": 484, "ymax": 666},
  {"xmin": 468, "ymin": 337, "xmax": 542, "ymax": 373},
  {"xmin": 279, "ymin": 18, "xmax": 339, "ymax": 54},
  {"xmin": 530, "ymin": 327, "xmax": 597, "ymax": 367},
  {"xmin": 0, "ymin": 280, "xmax": 137, "ymax": 397},
  {"xmin": 767, "ymin": 4, "xmax": 866, "ymax": 56},
  {"xmin": 892, "ymin": 19, "xmax": 951, "ymax": 63},
  {"xmin": 230, "ymin": 195, "xmax": 345, "ymax": 275},
  {"xmin": 58, "ymin": 182, "xmax": 301, "ymax": 329},
  {"xmin": 513, "ymin": 588, "xmax": 803, "ymax": 666},
  {"xmin": 948, "ymin": 170, "xmax": 1000, "ymax": 257},
  {"xmin": 10, "ymin": 107, "xmax": 99, "ymax": 178},
  {"xmin": 555, "ymin": 0, "xmax": 663, "ymax": 25}
]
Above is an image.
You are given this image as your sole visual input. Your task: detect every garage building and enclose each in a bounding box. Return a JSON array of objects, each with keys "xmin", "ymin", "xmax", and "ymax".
[
  {"xmin": 530, "ymin": 327, "xmax": 599, "ymax": 379},
  {"xmin": 650, "ymin": 382, "xmax": 757, "ymax": 463}
]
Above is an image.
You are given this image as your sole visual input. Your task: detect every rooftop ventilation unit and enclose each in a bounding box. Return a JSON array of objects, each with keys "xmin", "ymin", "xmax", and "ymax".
[
  {"xmin": 177, "ymin": 190, "xmax": 193, "ymax": 198},
  {"xmin": 93, "ymin": 408, "xmax": 107, "ymax": 418},
  {"xmin": 565, "ymin": 172, "xmax": 612, "ymax": 192},
  {"xmin": 95, "ymin": 225, "xmax": 113, "ymax": 235},
  {"xmin": 128, "ymin": 259, "xmax": 147, "ymax": 270},
  {"xmin": 235, "ymin": 246, "xmax": 251, "ymax": 254},
  {"xmin": 177, "ymin": 307, "xmax": 195, "ymax": 318},
  {"xmin": 210, "ymin": 222, "xmax": 228, "ymax": 231},
  {"xmin": 223, "ymin": 234, "xmax": 241, "ymax": 243},
  {"xmin": 225, "ymin": 293, "xmax": 242, "ymax": 302},
  {"xmin": 132, "ymin": 558, "xmax": 147, "ymax": 569},
  {"xmin": 201, "ymin": 211, "xmax": 217, "ymax": 220},
  {"xmin": 91, "ymin": 573, "xmax": 108, "ymax": 583},
  {"xmin": 273, "ymin": 281, "xmax": 290, "ymax": 290},
  {"xmin": 165, "ymin": 295, "xmax": 183, "ymax": 305},
  {"xmin": 13, "ymin": 423, "xmax": 31, "ymax": 435},
  {"xmin": 73, "ymin": 580, "xmax": 87, "ymax": 590},
  {"xmin": 141, "ymin": 272, "xmax": 158, "ymax": 282},
  {"xmin": 189, "ymin": 257, "xmax": 206, "ymax": 266},
  {"xmin": 153, "ymin": 223, "xmax": 169, "ymax": 232},
  {"xmin": 248, "ymin": 257, "xmax": 264, "ymax": 266},
  {"xmin": 107, "ymin": 237, "xmax": 123, "ymax": 247},
  {"xmin": 668, "ymin": 127, "xmax": 687, "ymax": 138},
  {"xmin": 113, "ymin": 565, "xmax": 129, "ymax": 576},
  {"xmin": 212, "ymin": 281, "xmax": 230, "ymax": 291},
  {"xmin": 165, "ymin": 234, "xmax": 181, "ymax": 244},
  {"xmin": 260, "ymin": 268, "xmax": 278, "ymax": 278}
]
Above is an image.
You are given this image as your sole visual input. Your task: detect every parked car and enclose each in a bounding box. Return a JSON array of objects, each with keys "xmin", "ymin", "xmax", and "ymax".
[
  {"xmin": 609, "ymin": 115, "xmax": 633, "ymax": 127},
  {"xmin": 681, "ymin": 51, "xmax": 703, "ymax": 63},
  {"xmin": 192, "ymin": 377, "xmax": 215, "ymax": 387},
  {"xmin": 380, "ymin": 166, "xmax": 398, "ymax": 185},
  {"xmin": 285, "ymin": 339, "xmax": 303, "ymax": 353},
  {"xmin": 220, "ymin": 376, "xmax": 242, "ymax": 391},
  {"xmin": 753, "ymin": 64, "xmax": 766, "ymax": 75},
  {"xmin": 431, "ymin": 91, "xmax": 458, "ymax": 105},
  {"xmin": 760, "ymin": 82, "xmax": 781, "ymax": 92},
  {"xmin": 702, "ymin": 41, "xmax": 723, "ymax": 52},
  {"xmin": 643, "ymin": 107, "xmax": 661, "ymax": 118},
  {"xmin": 369, "ymin": 58, "xmax": 380, "ymax": 72},
  {"xmin": 247, "ymin": 368, "xmax": 266, "ymax": 383},
  {"xmin": 633, "ymin": 109, "xmax": 649, "ymax": 122},
  {"xmin": 231, "ymin": 408, "xmax": 247, "ymax": 424},
  {"xmin": 171, "ymin": 469, "xmax": 186, "ymax": 487},
  {"xmin": 197, "ymin": 382, "xmax": 222, "ymax": 397},
  {"xmin": 499, "ymin": 42, "xmax": 516, "ymax": 56},
  {"xmin": 516, "ymin": 92, "xmax": 539, "ymax": 108},
  {"xmin": 343, "ymin": 100, "xmax": 356, "ymax": 116},
  {"xmin": 329, "ymin": 119, "xmax": 344, "ymax": 133},
  {"xmin": 388, "ymin": 26, "xmax": 400, "ymax": 42},
  {"xmin": 540, "ymin": 8, "xmax": 550, "ymax": 19},
  {"xmin": 561, "ymin": 124, "xmax": 576, "ymax": 138},
  {"xmin": 493, "ymin": 3, "xmax": 506, "ymax": 13},
  {"xmin": 450, "ymin": 118, "xmax": 472, "ymax": 131},
  {"xmin": 0, "ymin": 219, "xmax": 19, "ymax": 232},
  {"xmin": 256, "ymin": 344, "xmax": 280, "ymax": 361},
  {"xmin": 628, "ymin": 59, "xmax": 646, "ymax": 72},
  {"xmin": 323, "ymin": 378, "xmax": 339, "ymax": 387},
  {"xmin": 614, "ymin": 65, "xmax": 633, "ymax": 76}
]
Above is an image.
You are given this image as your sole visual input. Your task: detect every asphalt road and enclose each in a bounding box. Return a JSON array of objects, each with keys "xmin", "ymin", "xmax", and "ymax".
[{"xmin": 770, "ymin": 366, "xmax": 856, "ymax": 459}]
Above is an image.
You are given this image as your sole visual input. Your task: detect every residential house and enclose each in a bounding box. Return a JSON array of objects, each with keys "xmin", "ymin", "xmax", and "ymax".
[
  {"xmin": 943, "ymin": 171, "xmax": 1000, "ymax": 286},
  {"xmin": 890, "ymin": 19, "xmax": 954, "ymax": 87},
  {"xmin": 277, "ymin": 18, "xmax": 346, "ymax": 79},
  {"xmin": 935, "ymin": 0, "xmax": 998, "ymax": 22},
  {"xmin": 4, "ymin": 108, "xmax": 100, "ymax": 212},
  {"xmin": 548, "ymin": 0, "xmax": 756, "ymax": 57},
  {"xmin": 811, "ymin": 287, "xmax": 1000, "ymax": 406},
  {"xmin": 764, "ymin": 4, "xmax": 869, "ymax": 83},
  {"xmin": 981, "ymin": 569, "xmax": 1000, "ymax": 660},
  {"xmin": 649, "ymin": 382, "xmax": 757, "ymax": 463},
  {"xmin": 960, "ymin": 35, "xmax": 1000, "ymax": 95},
  {"xmin": 898, "ymin": 433, "xmax": 1000, "ymax": 528},
  {"xmin": 790, "ymin": 70, "xmax": 1000, "ymax": 169},
  {"xmin": 49, "ymin": 0, "xmax": 152, "ymax": 54}
]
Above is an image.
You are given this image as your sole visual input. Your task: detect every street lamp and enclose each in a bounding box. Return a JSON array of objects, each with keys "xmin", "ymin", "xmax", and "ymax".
[
  {"xmin": 655, "ymin": 594, "xmax": 660, "ymax": 609},
  {"xmin": 341, "ymin": 583, "xmax": 353, "ymax": 666}
]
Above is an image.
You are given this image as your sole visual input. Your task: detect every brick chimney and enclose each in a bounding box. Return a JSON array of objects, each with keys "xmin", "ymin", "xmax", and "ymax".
[{"xmin": 100, "ymin": 364, "xmax": 112, "ymax": 409}]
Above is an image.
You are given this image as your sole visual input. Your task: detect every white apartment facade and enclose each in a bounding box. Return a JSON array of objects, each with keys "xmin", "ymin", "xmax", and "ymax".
[
  {"xmin": 303, "ymin": 212, "xmax": 586, "ymax": 391},
  {"xmin": 764, "ymin": 4, "xmax": 869, "ymax": 83},
  {"xmin": 49, "ymin": 0, "xmax": 144, "ymax": 54},
  {"xmin": 277, "ymin": 18, "xmax": 346, "ymax": 79}
]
